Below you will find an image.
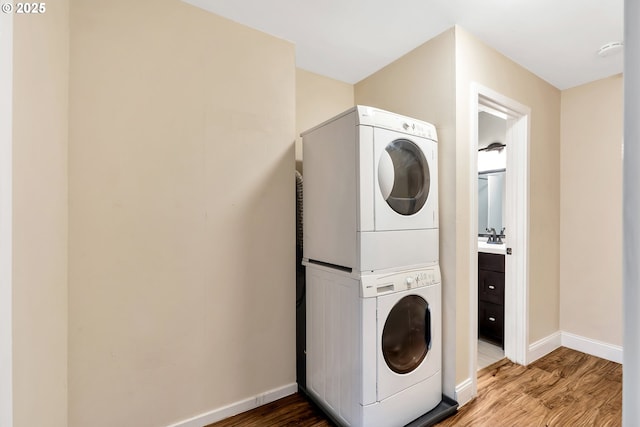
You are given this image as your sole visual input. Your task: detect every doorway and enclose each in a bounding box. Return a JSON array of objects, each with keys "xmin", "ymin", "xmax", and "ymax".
[
  {"xmin": 476, "ymin": 108, "xmax": 507, "ymax": 369},
  {"xmin": 469, "ymin": 84, "xmax": 530, "ymax": 397}
]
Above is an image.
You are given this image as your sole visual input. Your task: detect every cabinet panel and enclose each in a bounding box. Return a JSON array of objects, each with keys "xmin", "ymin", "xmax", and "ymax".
[
  {"xmin": 478, "ymin": 301, "xmax": 504, "ymax": 347},
  {"xmin": 479, "ymin": 270, "xmax": 504, "ymax": 305},
  {"xmin": 478, "ymin": 252, "xmax": 505, "ymax": 273}
]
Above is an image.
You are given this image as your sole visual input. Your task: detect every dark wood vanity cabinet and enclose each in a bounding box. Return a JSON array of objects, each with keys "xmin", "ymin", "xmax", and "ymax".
[{"xmin": 478, "ymin": 252, "xmax": 505, "ymax": 347}]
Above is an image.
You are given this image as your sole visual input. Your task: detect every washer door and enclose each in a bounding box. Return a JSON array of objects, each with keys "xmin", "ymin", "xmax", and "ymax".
[
  {"xmin": 382, "ymin": 295, "xmax": 431, "ymax": 374},
  {"xmin": 374, "ymin": 128, "xmax": 437, "ymax": 231},
  {"xmin": 377, "ymin": 285, "xmax": 441, "ymax": 402}
]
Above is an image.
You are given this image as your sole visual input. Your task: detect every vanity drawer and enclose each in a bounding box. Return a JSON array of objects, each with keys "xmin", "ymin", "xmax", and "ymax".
[
  {"xmin": 478, "ymin": 252, "xmax": 505, "ymax": 273},
  {"xmin": 479, "ymin": 270, "xmax": 504, "ymax": 305},
  {"xmin": 478, "ymin": 301, "xmax": 504, "ymax": 346}
]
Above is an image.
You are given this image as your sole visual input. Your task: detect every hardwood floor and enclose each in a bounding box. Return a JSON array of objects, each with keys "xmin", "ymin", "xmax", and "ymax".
[
  {"xmin": 436, "ymin": 347, "xmax": 622, "ymax": 427},
  {"xmin": 206, "ymin": 393, "xmax": 333, "ymax": 427},
  {"xmin": 206, "ymin": 347, "xmax": 621, "ymax": 427}
]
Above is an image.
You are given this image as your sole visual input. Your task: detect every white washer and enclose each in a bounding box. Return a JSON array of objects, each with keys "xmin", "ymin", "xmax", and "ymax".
[
  {"xmin": 371, "ymin": 273, "xmax": 441, "ymax": 402},
  {"xmin": 304, "ymin": 263, "xmax": 442, "ymax": 427},
  {"xmin": 302, "ymin": 105, "xmax": 438, "ymax": 273}
]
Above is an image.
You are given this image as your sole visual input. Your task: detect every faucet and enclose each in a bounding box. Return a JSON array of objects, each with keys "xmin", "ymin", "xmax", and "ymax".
[
  {"xmin": 496, "ymin": 227, "xmax": 505, "ymax": 244},
  {"xmin": 486, "ymin": 227, "xmax": 497, "ymax": 243}
]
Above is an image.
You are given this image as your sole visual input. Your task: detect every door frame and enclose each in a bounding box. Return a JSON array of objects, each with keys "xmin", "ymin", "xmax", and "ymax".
[{"xmin": 469, "ymin": 84, "xmax": 530, "ymax": 395}]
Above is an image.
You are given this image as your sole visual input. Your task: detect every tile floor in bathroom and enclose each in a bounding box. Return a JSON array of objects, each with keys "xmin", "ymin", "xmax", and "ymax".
[{"xmin": 477, "ymin": 339, "xmax": 504, "ymax": 370}]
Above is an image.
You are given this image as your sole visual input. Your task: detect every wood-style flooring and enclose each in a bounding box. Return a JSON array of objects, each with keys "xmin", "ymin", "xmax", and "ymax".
[
  {"xmin": 436, "ymin": 346, "xmax": 621, "ymax": 426},
  {"xmin": 207, "ymin": 347, "xmax": 621, "ymax": 427},
  {"xmin": 206, "ymin": 393, "xmax": 333, "ymax": 427}
]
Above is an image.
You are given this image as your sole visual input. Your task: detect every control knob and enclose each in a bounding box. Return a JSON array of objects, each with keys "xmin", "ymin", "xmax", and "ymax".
[{"xmin": 405, "ymin": 277, "xmax": 415, "ymax": 288}]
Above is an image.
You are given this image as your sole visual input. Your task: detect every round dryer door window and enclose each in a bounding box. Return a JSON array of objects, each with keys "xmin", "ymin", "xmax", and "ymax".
[
  {"xmin": 382, "ymin": 295, "xmax": 432, "ymax": 374},
  {"xmin": 378, "ymin": 139, "xmax": 430, "ymax": 216}
]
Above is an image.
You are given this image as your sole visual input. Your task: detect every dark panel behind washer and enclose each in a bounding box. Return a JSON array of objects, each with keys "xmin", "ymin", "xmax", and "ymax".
[{"xmin": 295, "ymin": 171, "xmax": 306, "ymax": 390}]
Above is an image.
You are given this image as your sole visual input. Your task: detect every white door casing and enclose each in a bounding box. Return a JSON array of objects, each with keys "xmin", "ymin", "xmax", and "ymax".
[{"xmin": 469, "ymin": 83, "xmax": 530, "ymax": 400}]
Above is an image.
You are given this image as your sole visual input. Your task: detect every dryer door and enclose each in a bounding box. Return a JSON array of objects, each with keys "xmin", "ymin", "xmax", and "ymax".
[
  {"xmin": 377, "ymin": 284, "xmax": 441, "ymax": 402},
  {"xmin": 374, "ymin": 128, "xmax": 437, "ymax": 231}
]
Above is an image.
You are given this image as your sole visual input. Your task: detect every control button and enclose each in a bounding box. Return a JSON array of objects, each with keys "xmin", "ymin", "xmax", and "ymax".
[
  {"xmin": 406, "ymin": 277, "xmax": 415, "ymax": 288},
  {"xmin": 402, "ymin": 122, "xmax": 410, "ymax": 130}
]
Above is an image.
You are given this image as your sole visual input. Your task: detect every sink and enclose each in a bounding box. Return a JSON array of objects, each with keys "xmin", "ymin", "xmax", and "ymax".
[{"xmin": 478, "ymin": 240, "xmax": 506, "ymax": 255}]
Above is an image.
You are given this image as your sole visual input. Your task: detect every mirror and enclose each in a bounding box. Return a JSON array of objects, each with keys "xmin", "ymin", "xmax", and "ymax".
[{"xmin": 478, "ymin": 169, "xmax": 505, "ymax": 235}]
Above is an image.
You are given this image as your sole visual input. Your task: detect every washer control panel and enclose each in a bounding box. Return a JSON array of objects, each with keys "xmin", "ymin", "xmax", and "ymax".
[{"xmin": 360, "ymin": 265, "xmax": 441, "ymax": 298}]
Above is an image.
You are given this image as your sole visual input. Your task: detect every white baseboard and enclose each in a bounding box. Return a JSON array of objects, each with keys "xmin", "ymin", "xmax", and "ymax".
[
  {"xmin": 561, "ymin": 331, "xmax": 623, "ymax": 364},
  {"xmin": 525, "ymin": 331, "xmax": 623, "ymax": 365},
  {"xmin": 454, "ymin": 378, "xmax": 474, "ymax": 408},
  {"xmin": 167, "ymin": 383, "xmax": 298, "ymax": 427},
  {"xmin": 527, "ymin": 331, "xmax": 561, "ymax": 364}
]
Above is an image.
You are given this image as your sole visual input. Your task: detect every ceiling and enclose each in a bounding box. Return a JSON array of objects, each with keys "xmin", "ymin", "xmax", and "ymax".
[{"xmin": 183, "ymin": 0, "xmax": 623, "ymax": 90}]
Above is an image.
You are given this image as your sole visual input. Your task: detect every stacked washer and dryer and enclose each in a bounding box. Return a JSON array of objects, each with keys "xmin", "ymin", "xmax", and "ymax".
[{"xmin": 301, "ymin": 106, "xmax": 442, "ymax": 427}]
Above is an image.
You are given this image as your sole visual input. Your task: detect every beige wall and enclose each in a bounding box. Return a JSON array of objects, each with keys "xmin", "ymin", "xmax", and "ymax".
[
  {"xmin": 356, "ymin": 26, "xmax": 561, "ymax": 390},
  {"xmin": 68, "ymin": 1, "xmax": 295, "ymax": 426},
  {"xmin": 560, "ymin": 75, "xmax": 623, "ymax": 346},
  {"xmin": 455, "ymin": 27, "xmax": 561, "ymax": 378},
  {"xmin": 0, "ymin": 9, "xmax": 12, "ymax": 426},
  {"xmin": 12, "ymin": 2, "xmax": 69, "ymax": 426},
  {"xmin": 355, "ymin": 28, "xmax": 457, "ymax": 395},
  {"xmin": 296, "ymin": 68, "xmax": 354, "ymax": 172}
]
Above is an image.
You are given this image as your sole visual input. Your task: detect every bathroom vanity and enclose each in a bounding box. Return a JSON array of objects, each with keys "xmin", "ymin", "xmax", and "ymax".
[{"xmin": 478, "ymin": 251, "xmax": 505, "ymax": 347}]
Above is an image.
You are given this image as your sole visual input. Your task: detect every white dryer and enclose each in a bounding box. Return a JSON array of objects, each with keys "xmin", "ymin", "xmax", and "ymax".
[
  {"xmin": 302, "ymin": 106, "xmax": 438, "ymax": 273},
  {"xmin": 304, "ymin": 264, "xmax": 442, "ymax": 427}
]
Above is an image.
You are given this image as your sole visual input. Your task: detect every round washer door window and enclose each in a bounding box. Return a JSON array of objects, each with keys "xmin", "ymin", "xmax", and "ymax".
[
  {"xmin": 377, "ymin": 139, "xmax": 430, "ymax": 216},
  {"xmin": 382, "ymin": 295, "xmax": 432, "ymax": 374}
]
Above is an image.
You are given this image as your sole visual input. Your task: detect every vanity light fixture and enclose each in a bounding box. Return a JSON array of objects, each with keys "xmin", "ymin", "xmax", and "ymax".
[{"xmin": 479, "ymin": 142, "xmax": 506, "ymax": 152}]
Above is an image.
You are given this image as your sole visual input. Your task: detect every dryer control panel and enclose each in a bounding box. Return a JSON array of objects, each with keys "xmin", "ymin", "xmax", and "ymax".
[
  {"xmin": 360, "ymin": 265, "xmax": 441, "ymax": 298},
  {"xmin": 357, "ymin": 105, "xmax": 438, "ymax": 141}
]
